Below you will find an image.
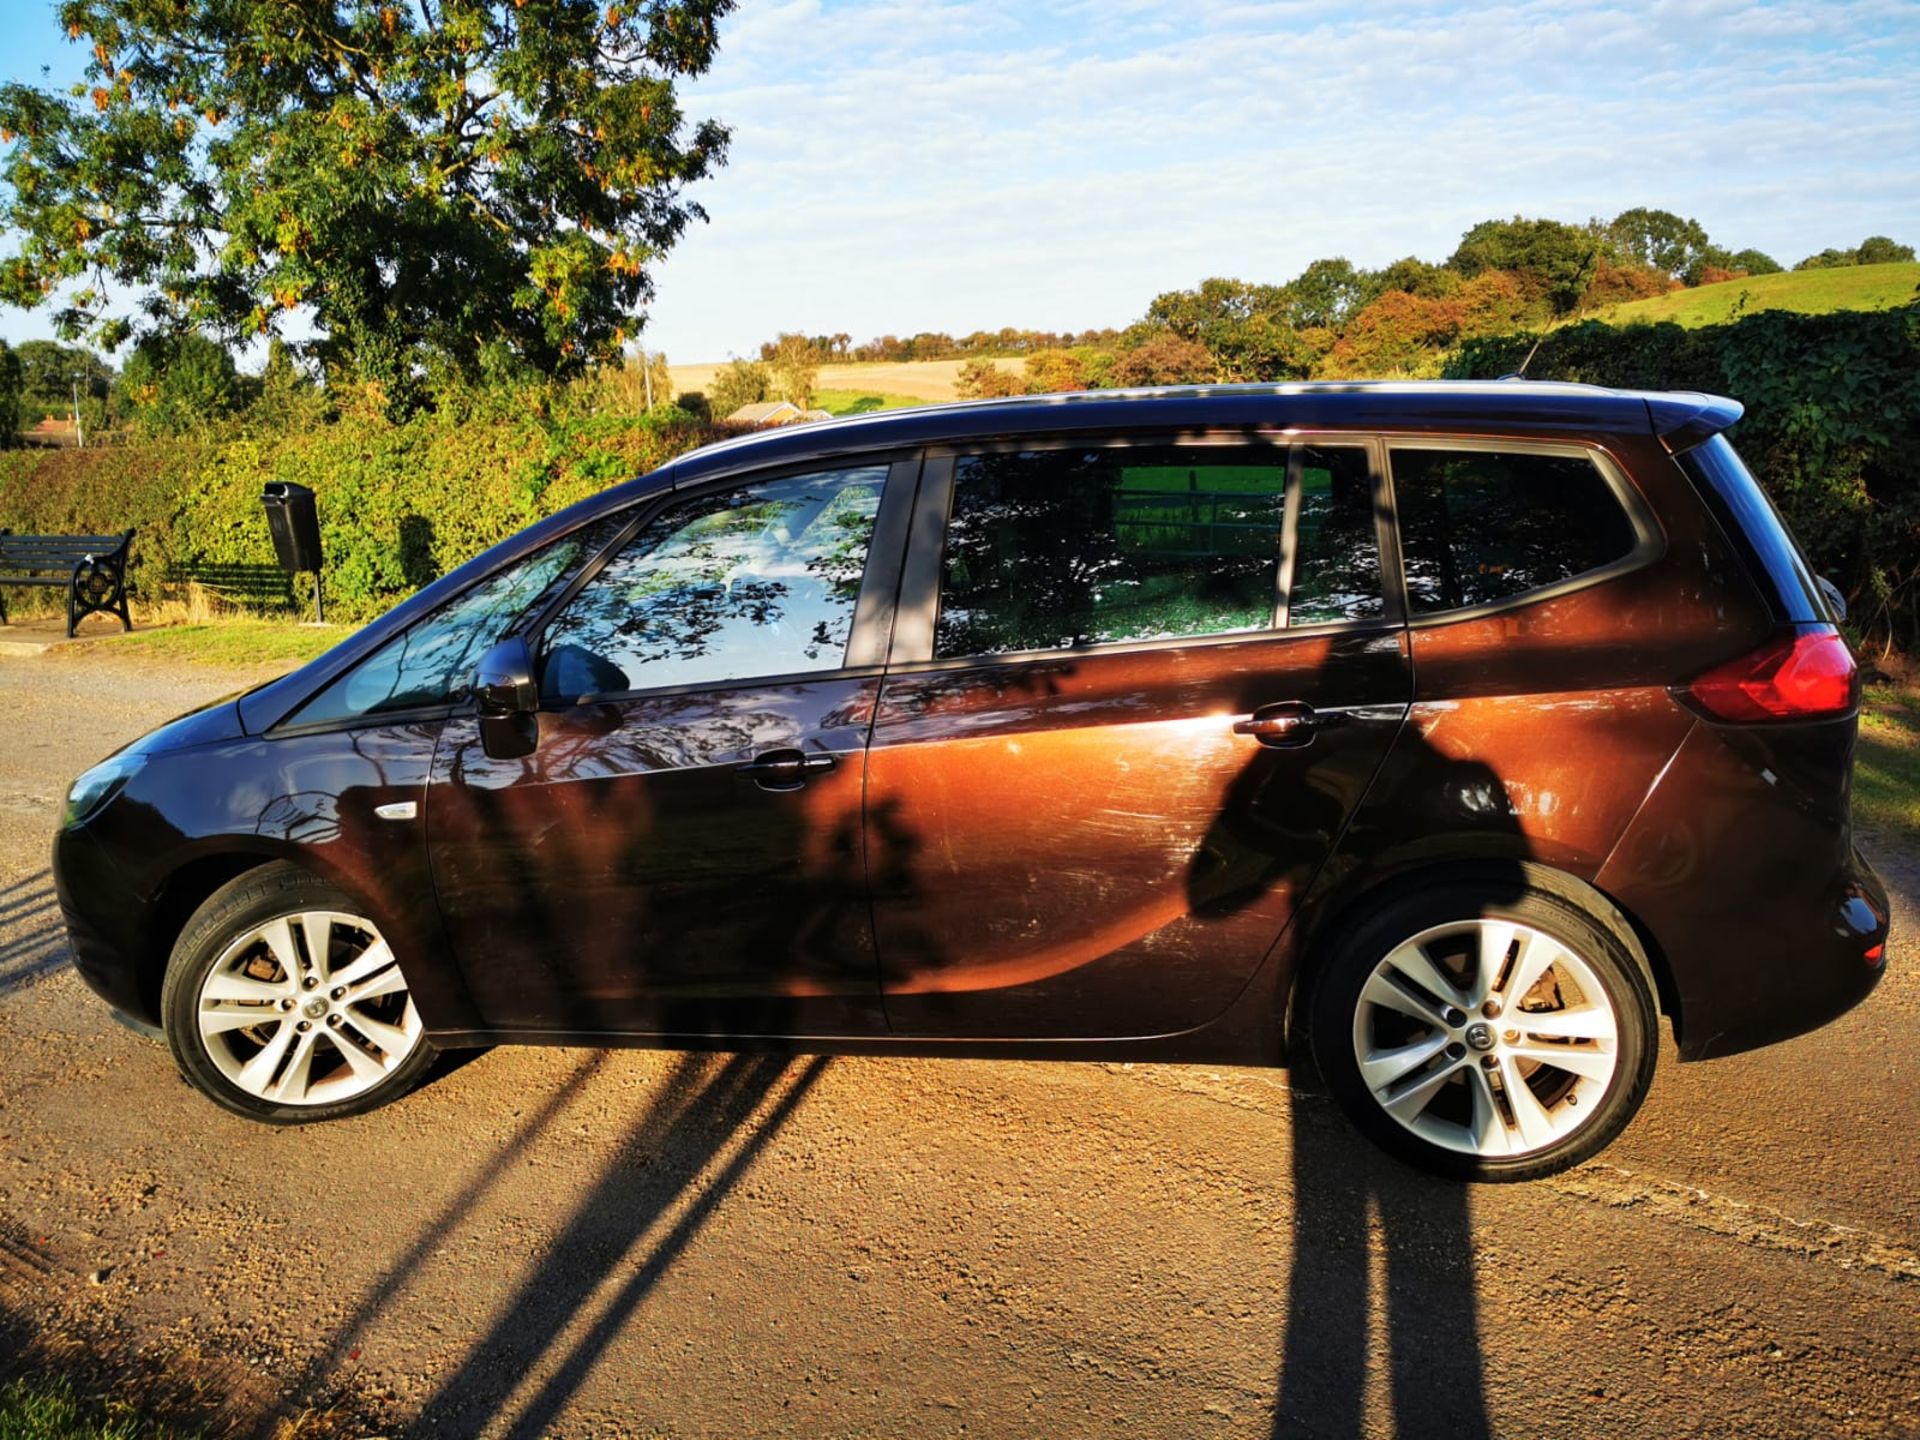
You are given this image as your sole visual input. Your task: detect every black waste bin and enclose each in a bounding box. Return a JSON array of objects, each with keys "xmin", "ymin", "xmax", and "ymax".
[{"xmin": 262, "ymin": 482, "xmax": 323, "ymax": 620}]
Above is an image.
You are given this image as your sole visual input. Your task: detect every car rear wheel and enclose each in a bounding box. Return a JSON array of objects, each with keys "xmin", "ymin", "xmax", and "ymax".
[
  {"xmin": 1309, "ymin": 876, "xmax": 1657, "ymax": 1181},
  {"xmin": 161, "ymin": 864, "xmax": 436, "ymax": 1123}
]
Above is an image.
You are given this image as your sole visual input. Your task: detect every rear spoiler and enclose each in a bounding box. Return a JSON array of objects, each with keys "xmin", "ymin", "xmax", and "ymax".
[{"xmin": 1645, "ymin": 393, "xmax": 1744, "ymax": 455}]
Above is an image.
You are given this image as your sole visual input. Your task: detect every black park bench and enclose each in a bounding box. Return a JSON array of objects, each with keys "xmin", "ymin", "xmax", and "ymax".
[{"xmin": 0, "ymin": 529, "xmax": 136, "ymax": 638}]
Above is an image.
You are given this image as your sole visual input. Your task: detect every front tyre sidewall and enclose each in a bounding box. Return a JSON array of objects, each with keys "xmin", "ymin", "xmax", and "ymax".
[{"xmin": 161, "ymin": 865, "xmax": 437, "ymax": 1124}]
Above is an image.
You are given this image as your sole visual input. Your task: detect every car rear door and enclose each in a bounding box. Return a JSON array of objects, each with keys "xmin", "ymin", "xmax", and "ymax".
[{"xmin": 865, "ymin": 435, "xmax": 1412, "ymax": 1040}]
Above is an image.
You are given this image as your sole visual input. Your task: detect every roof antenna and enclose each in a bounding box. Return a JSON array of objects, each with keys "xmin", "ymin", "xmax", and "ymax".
[{"xmin": 1498, "ymin": 331, "xmax": 1546, "ymax": 382}]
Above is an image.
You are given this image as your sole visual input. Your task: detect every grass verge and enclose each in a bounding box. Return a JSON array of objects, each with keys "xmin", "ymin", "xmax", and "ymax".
[
  {"xmin": 71, "ymin": 621, "xmax": 343, "ymax": 669},
  {"xmin": 1857, "ymin": 680, "xmax": 1920, "ymax": 842},
  {"xmin": 0, "ymin": 1375, "xmax": 192, "ymax": 1440}
]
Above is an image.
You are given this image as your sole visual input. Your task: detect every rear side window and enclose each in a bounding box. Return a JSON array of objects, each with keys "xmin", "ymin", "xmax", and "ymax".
[
  {"xmin": 1678, "ymin": 435, "xmax": 1829, "ymax": 624},
  {"xmin": 934, "ymin": 445, "xmax": 1288, "ymax": 657},
  {"xmin": 1392, "ymin": 447, "xmax": 1638, "ymax": 615}
]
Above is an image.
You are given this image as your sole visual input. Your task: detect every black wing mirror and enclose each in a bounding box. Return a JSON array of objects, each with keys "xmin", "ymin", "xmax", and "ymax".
[{"xmin": 471, "ymin": 636, "xmax": 539, "ymax": 760}]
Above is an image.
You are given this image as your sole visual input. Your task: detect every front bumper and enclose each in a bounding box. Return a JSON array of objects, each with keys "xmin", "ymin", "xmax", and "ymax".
[{"xmin": 51, "ymin": 821, "xmax": 156, "ymax": 1025}]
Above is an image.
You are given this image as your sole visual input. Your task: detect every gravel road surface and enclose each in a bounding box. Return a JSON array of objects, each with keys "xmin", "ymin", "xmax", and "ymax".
[{"xmin": 1, "ymin": 649, "xmax": 1915, "ymax": 1439}]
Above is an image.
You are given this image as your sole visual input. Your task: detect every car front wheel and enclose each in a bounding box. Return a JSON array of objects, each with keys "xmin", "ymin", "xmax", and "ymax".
[
  {"xmin": 161, "ymin": 863, "xmax": 437, "ymax": 1123},
  {"xmin": 1310, "ymin": 876, "xmax": 1657, "ymax": 1181}
]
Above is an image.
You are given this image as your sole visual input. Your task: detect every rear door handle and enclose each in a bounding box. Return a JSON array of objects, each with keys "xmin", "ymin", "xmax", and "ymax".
[
  {"xmin": 736, "ymin": 748, "xmax": 837, "ymax": 792},
  {"xmin": 1234, "ymin": 702, "xmax": 1337, "ymax": 748}
]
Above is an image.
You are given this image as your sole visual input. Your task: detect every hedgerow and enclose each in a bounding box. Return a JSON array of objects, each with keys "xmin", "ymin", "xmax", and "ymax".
[
  {"xmin": 0, "ymin": 403, "xmax": 727, "ymax": 622},
  {"xmin": 1449, "ymin": 303, "xmax": 1920, "ymax": 652}
]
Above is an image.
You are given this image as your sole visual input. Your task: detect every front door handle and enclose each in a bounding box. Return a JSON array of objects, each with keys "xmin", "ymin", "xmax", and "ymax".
[
  {"xmin": 1234, "ymin": 702, "xmax": 1337, "ymax": 749},
  {"xmin": 736, "ymin": 748, "xmax": 837, "ymax": 792}
]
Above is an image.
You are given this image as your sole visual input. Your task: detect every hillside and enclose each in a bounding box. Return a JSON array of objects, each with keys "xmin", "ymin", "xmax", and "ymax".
[
  {"xmin": 1594, "ymin": 262, "xmax": 1920, "ymax": 328},
  {"xmin": 669, "ymin": 357, "xmax": 1013, "ymax": 406}
]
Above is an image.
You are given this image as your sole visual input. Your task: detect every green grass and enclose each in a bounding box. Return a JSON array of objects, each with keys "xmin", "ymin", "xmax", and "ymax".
[
  {"xmin": 1593, "ymin": 262, "xmax": 1920, "ymax": 329},
  {"xmin": 75, "ymin": 620, "xmax": 343, "ymax": 668},
  {"xmin": 813, "ymin": 388, "xmax": 929, "ymax": 417},
  {"xmin": 1857, "ymin": 681, "xmax": 1920, "ymax": 842},
  {"xmin": 0, "ymin": 1376, "xmax": 189, "ymax": 1440}
]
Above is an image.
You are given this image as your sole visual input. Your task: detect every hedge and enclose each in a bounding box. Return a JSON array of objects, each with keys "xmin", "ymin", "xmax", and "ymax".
[
  {"xmin": 0, "ymin": 404, "xmax": 728, "ymax": 623},
  {"xmin": 1449, "ymin": 302, "xmax": 1920, "ymax": 652}
]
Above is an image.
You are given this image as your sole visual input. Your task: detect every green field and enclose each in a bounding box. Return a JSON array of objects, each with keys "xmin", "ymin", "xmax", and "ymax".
[
  {"xmin": 68, "ymin": 620, "xmax": 343, "ymax": 668},
  {"xmin": 1858, "ymin": 680, "xmax": 1920, "ymax": 843},
  {"xmin": 1595, "ymin": 262, "xmax": 1920, "ymax": 328},
  {"xmin": 813, "ymin": 388, "xmax": 930, "ymax": 417}
]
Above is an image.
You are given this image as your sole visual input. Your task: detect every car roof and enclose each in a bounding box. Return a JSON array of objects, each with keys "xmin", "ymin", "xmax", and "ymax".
[{"xmin": 670, "ymin": 381, "xmax": 1742, "ymax": 485}]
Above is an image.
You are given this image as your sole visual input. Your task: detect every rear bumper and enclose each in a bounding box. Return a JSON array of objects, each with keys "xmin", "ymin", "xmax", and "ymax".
[{"xmin": 1598, "ymin": 716, "xmax": 1890, "ymax": 1061}]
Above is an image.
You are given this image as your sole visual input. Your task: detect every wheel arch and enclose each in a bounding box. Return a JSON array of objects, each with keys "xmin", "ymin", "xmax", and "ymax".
[{"xmin": 1280, "ymin": 856, "xmax": 1678, "ymax": 1063}]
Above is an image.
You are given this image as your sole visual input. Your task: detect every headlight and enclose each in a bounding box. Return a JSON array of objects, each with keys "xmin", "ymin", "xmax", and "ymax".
[{"xmin": 64, "ymin": 751, "xmax": 142, "ymax": 826}]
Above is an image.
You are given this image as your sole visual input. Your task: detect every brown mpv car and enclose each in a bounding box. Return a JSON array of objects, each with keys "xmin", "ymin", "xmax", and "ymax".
[{"xmin": 54, "ymin": 383, "xmax": 1890, "ymax": 1180}]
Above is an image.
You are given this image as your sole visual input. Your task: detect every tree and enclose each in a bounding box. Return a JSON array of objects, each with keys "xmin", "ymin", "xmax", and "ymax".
[
  {"xmin": 0, "ymin": 0, "xmax": 736, "ymax": 406},
  {"xmin": 1449, "ymin": 216, "xmax": 1600, "ymax": 314},
  {"xmin": 1108, "ymin": 331, "xmax": 1215, "ymax": 386},
  {"xmin": 1728, "ymin": 248, "xmax": 1783, "ymax": 276},
  {"xmin": 767, "ymin": 333, "xmax": 819, "ymax": 407},
  {"xmin": 119, "ymin": 330, "xmax": 238, "ymax": 432},
  {"xmin": 954, "ymin": 356, "xmax": 1020, "ymax": 399},
  {"xmin": 709, "ymin": 358, "xmax": 770, "ymax": 417},
  {"xmin": 1285, "ymin": 257, "xmax": 1369, "ymax": 330},
  {"xmin": 1143, "ymin": 278, "xmax": 1305, "ymax": 380},
  {"xmin": 1023, "ymin": 349, "xmax": 1087, "ymax": 393},
  {"xmin": 1364, "ymin": 256, "xmax": 1459, "ymax": 301},
  {"xmin": 0, "ymin": 340, "xmax": 21, "ymax": 444},
  {"xmin": 13, "ymin": 339, "xmax": 112, "ymax": 420},
  {"xmin": 1856, "ymin": 235, "xmax": 1916, "ymax": 265},
  {"xmin": 1604, "ymin": 208, "xmax": 1712, "ymax": 280}
]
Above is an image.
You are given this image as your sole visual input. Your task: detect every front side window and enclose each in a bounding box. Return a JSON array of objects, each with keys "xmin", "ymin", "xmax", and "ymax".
[
  {"xmin": 540, "ymin": 465, "xmax": 887, "ymax": 699},
  {"xmin": 1393, "ymin": 447, "xmax": 1639, "ymax": 615},
  {"xmin": 291, "ymin": 525, "xmax": 612, "ymax": 727},
  {"xmin": 934, "ymin": 445, "xmax": 1288, "ymax": 658}
]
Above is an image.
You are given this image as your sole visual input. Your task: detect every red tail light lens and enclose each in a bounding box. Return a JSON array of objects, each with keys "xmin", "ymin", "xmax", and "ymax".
[{"xmin": 1685, "ymin": 627, "xmax": 1859, "ymax": 723}]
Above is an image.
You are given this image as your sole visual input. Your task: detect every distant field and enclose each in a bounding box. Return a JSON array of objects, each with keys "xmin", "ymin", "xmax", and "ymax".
[
  {"xmin": 669, "ymin": 357, "xmax": 1016, "ymax": 404},
  {"xmin": 814, "ymin": 388, "xmax": 930, "ymax": 417},
  {"xmin": 1595, "ymin": 262, "xmax": 1920, "ymax": 328}
]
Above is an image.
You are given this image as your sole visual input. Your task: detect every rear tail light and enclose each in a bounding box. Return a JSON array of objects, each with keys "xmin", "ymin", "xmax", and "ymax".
[{"xmin": 1684, "ymin": 626, "xmax": 1859, "ymax": 723}]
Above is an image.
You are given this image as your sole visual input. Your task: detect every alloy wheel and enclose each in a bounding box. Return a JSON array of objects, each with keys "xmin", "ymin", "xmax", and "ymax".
[
  {"xmin": 1350, "ymin": 918, "xmax": 1621, "ymax": 1158},
  {"xmin": 194, "ymin": 909, "xmax": 423, "ymax": 1106}
]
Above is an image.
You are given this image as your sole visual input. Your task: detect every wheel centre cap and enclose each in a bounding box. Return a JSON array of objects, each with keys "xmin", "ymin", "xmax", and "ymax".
[
  {"xmin": 1464, "ymin": 1021, "xmax": 1497, "ymax": 1052},
  {"xmin": 303, "ymin": 997, "xmax": 329, "ymax": 1020}
]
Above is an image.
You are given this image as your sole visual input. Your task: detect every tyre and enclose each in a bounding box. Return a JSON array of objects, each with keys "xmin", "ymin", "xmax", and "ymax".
[
  {"xmin": 161, "ymin": 863, "xmax": 437, "ymax": 1123},
  {"xmin": 1309, "ymin": 873, "xmax": 1657, "ymax": 1182}
]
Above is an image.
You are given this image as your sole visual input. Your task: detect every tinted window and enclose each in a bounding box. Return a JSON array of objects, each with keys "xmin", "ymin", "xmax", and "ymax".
[
  {"xmin": 540, "ymin": 466, "xmax": 886, "ymax": 699},
  {"xmin": 292, "ymin": 526, "xmax": 611, "ymax": 726},
  {"xmin": 1393, "ymin": 448, "xmax": 1638, "ymax": 614},
  {"xmin": 934, "ymin": 446, "xmax": 1286, "ymax": 658},
  {"xmin": 1289, "ymin": 445, "xmax": 1383, "ymax": 624}
]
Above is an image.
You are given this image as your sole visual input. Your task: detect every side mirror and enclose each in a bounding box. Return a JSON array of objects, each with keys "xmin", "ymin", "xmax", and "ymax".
[{"xmin": 471, "ymin": 636, "xmax": 539, "ymax": 760}]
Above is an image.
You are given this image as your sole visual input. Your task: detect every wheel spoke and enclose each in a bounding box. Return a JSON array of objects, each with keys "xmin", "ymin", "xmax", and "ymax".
[
  {"xmin": 328, "ymin": 1028, "xmax": 387, "ymax": 1081},
  {"xmin": 330, "ymin": 937, "xmax": 395, "ymax": 989},
  {"xmin": 342, "ymin": 1007, "xmax": 411, "ymax": 1057},
  {"xmin": 200, "ymin": 1001, "xmax": 280, "ymax": 1034},
  {"xmin": 1360, "ymin": 1030, "xmax": 1451, "ymax": 1092},
  {"xmin": 202, "ymin": 971, "xmax": 287, "ymax": 1004},
  {"xmin": 259, "ymin": 918, "xmax": 300, "ymax": 980},
  {"xmin": 1360, "ymin": 970, "xmax": 1452, "ymax": 1030},
  {"xmin": 1516, "ymin": 1004, "xmax": 1617, "ymax": 1042},
  {"xmin": 301, "ymin": 913, "xmax": 334, "ymax": 984},
  {"xmin": 272, "ymin": 1029, "xmax": 321, "ymax": 1102},
  {"xmin": 1497, "ymin": 1055, "xmax": 1558, "ymax": 1150},
  {"xmin": 1379, "ymin": 939, "xmax": 1468, "ymax": 1012},
  {"xmin": 1382, "ymin": 1056, "xmax": 1466, "ymax": 1126},
  {"xmin": 341, "ymin": 963, "xmax": 406, "ymax": 1007},
  {"xmin": 234, "ymin": 1020, "xmax": 297, "ymax": 1095},
  {"xmin": 1497, "ymin": 929, "xmax": 1561, "ymax": 1010},
  {"xmin": 1466, "ymin": 1065, "xmax": 1509, "ymax": 1156},
  {"xmin": 1507, "ymin": 1040, "xmax": 1616, "ymax": 1082},
  {"xmin": 1472, "ymin": 921, "xmax": 1519, "ymax": 1004}
]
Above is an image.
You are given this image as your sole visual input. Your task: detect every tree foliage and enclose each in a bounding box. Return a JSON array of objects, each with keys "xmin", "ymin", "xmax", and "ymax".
[
  {"xmin": 1449, "ymin": 215, "xmax": 1601, "ymax": 313},
  {"xmin": 766, "ymin": 332, "xmax": 819, "ymax": 407},
  {"xmin": 120, "ymin": 330, "xmax": 238, "ymax": 433},
  {"xmin": 708, "ymin": 357, "xmax": 770, "ymax": 417},
  {"xmin": 0, "ymin": 341, "xmax": 22, "ymax": 443},
  {"xmin": 0, "ymin": 0, "xmax": 735, "ymax": 406},
  {"xmin": 1797, "ymin": 236, "xmax": 1917, "ymax": 270}
]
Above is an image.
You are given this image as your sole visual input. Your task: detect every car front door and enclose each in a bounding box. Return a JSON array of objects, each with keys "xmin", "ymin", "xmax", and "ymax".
[
  {"xmin": 427, "ymin": 456, "xmax": 918, "ymax": 1038},
  {"xmin": 866, "ymin": 437, "xmax": 1411, "ymax": 1039}
]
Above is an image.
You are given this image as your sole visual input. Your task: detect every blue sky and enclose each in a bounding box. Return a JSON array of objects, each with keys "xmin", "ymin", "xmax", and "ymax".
[{"xmin": 2, "ymin": 0, "xmax": 1917, "ymax": 365}]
